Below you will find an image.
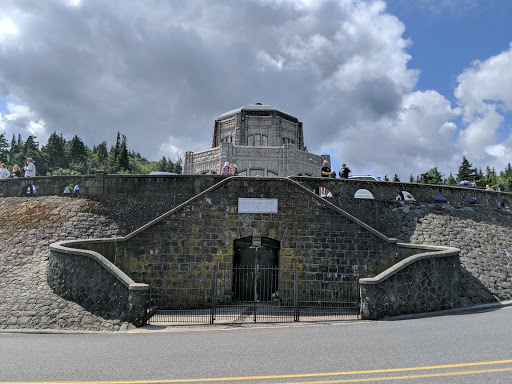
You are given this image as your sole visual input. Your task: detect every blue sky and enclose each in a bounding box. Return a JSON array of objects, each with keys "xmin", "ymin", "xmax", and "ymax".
[
  {"xmin": 389, "ymin": 0, "xmax": 512, "ymax": 99},
  {"xmin": 1, "ymin": 0, "xmax": 511, "ymax": 180}
]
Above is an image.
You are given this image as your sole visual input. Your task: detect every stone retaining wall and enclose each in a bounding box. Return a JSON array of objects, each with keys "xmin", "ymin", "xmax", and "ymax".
[
  {"xmin": 360, "ymin": 245, "xmax": 460, "ymax": 319},
  {"xmin": 0, "ymin": 197, "xmax": 137, "ymax": 331},
  {"xmin": 110, "ymin": 178, "xmax": 402, "ymax": 306},
  {"xmin": 48, "ymin": 241, "xmax": 149, "ymax": 327},
  {"xmin": 1, "ymin": 176, "xmax": 511, "ymax": 330}
]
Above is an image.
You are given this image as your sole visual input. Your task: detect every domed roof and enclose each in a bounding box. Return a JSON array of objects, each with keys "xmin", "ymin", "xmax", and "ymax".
[{"xmin": 217, "ymin": 103, "xmax": 299, "ymax": 123}]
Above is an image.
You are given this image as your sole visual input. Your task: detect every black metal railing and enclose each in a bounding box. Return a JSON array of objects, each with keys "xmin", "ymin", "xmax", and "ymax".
[{"xmin": 148, "ymin": 263, "xmax": 360, "ymax": 325}]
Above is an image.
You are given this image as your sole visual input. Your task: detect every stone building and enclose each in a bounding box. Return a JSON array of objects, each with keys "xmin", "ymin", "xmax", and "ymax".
[{"xmin": 183, "ymin": 103, "xmax": 329, "ymax": 176}]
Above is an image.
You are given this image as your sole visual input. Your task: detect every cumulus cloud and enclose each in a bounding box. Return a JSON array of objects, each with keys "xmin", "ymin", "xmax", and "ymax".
[
  {"xmin": 0, "ymin": 0, "xmax": 508, "ymax": 180},
  {"xmin": 323, "ymin": 89, "xmax": 461, "ymax": 178},
  {"xmin": 0, "ymin": 102, "xmax": 47, "ymax": 143},
  {"xmin": 455, "ymin": 43, "xmax": 512, "ymax": 169}
]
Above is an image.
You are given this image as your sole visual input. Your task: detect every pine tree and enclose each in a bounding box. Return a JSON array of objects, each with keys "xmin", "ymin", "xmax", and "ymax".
[
  {"xmin": 159, "ymin": 156, "xmax": 168, "ymax": 172},
  {"xmin": 94, "ymin": 141, "xmax": 108, "ymax": 169},
  {"xmin": 67, "ymin": 135, "xmax": 88, "ymax": 164},
  {"xmin": 393, "ymin": 173, "xmax": 400, "ymax": 182},
  {"xmin": 118, "ymin": 135, "xmax": 130, "ymax": 172},
  {"xmin": 174, "ymin": 158, "xmax": 183, "ymax": 174},
  {"xmin": 42, "ymin": 132, "xmax": 67, "ymax": 172},
  {"xmin": 109, "ymin": 132, "xmax": 121, "ymax": 172},
  {"xmin": 444, "ymin": 172, "xmax": 456, "ymax": 185},
  {"xmin": 0, "ymin": 133, "xmax": 8, "ymax": 162},
  {"xmin": 9, "ymin": 134, "xmax": 17, "ymax": 159},
  {"xmin": 418, "ymin": 167, "xmax": 443, "ymax": 185},
  {"xmin": 456, "ymin": 156, "xmax": 477, "ymax": 182}
]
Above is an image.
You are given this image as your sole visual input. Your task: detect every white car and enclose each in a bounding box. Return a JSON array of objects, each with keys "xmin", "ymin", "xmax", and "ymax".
[
  {"xmin": 348, "ymin": 175, "xmax": 383, "ymax": 182},
  {"xmin": 348, "ymin": 175, "xmax": 414, "ymax": 201},
  {"xmin": 149, "ymin": 171, "xmax": 176, "ymax": 175}
]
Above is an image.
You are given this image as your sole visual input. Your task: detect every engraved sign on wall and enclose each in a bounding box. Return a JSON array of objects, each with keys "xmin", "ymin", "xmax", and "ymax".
[{"xmin": 238, "ymin": 198, "xmax": 278, "ymax": 213}]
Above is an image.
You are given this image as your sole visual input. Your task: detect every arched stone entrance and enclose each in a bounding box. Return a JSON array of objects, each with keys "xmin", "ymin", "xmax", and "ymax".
[{"xmin": 232, "ymin": 236, "xmax": 279, "ymax": 302}]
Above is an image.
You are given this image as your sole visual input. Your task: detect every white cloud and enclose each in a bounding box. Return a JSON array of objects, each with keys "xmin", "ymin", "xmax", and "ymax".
[
  {"xmin": 256, "ymin": 52, "xmax": 286, "ymax": 71},
  {"xmin": 0, "ymin": 103, "xmax": 48, "ymax": 146},
  {"xmin": 159, "ymin": 138, "xmax": 186, "ymax": 162},
  {"xmin": 321, "ymin": 89, "xmax": 461, "ymax": 179},
  {"xmin": 455, "ymin": 43, "xmax": 512, "ymax": 166},
  {"xmin": 0, "ymin": 19, "xmax": 18, "ymax": 37},
  {"xmin": 0, "ymin": 0, "xmax": 508, "ymax": 180},
  {"xmin": 455, "ymin": 43, "xmax": 512, "ymax": 122}
]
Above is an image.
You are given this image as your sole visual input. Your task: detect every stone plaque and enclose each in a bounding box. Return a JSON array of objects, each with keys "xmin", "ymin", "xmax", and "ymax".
[{"xmin": 238, "ymin": 198, "xmax": 278, "ymax": 213}]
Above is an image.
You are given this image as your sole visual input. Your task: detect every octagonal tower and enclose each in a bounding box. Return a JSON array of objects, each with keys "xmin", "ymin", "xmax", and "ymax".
[{"xmin": 184, "ymin": 103, "xmax": 329, "ymax": 177}]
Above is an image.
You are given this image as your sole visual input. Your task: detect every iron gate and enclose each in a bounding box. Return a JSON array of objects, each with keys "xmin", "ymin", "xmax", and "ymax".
[{"xmin": 148, "ymin": 263, "xmax": 360, "ymax": 325}]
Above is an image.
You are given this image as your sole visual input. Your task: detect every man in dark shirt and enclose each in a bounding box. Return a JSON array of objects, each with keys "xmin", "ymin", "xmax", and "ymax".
[{"xmin": 320, "ymin": 160, "xmax": 332, "ymax": 196}]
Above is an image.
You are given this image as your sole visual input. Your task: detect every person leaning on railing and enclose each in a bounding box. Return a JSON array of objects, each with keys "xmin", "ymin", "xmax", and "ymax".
[
  {"xmin": 24, "ymin": 157, "xmax": 36, "ymax": 177},
  {"xmin": 0, "ymin": 163, "xmax": 10, "ymax": 179},
  {"xmin": 11, "ymin": 164, "xmax": 21, "ymax": 178}
]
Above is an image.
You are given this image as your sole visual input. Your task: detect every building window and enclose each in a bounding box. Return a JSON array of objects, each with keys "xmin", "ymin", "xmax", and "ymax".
[
  {"xmin": 239, "ymin": 170, "xmax": 247, "ymax": 176},
  {"xmin": 267, "ymin": 171, "xmax": 278, "ymax": 177},
  {"xmin": 247, "ymin": 135, "xmax": 268, "ymax": 146},
  {"xmin": 282, "ymin": 137, "xmax": 294, "ymax": 145},
  {"xmin": 222, "ymin": 136, "xmax": 233, "ymax": 143}
]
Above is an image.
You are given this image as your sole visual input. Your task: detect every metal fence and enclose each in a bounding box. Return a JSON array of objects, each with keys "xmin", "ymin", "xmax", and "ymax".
[{"xmin": 148, "ymin": 263, "xmax": 360, "ymax": 325}]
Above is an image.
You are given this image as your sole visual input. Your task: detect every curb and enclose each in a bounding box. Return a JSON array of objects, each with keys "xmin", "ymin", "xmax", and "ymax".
[
  {"xmin": 380, "ymin": 299, "xmax": 512, "ymax": 321},
  {"xmin": 2, "ymin": 301, "xmax": 511, "ymax": 334}
]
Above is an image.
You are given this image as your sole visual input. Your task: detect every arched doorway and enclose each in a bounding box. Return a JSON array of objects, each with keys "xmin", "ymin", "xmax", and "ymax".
[{"xmin": 232, "ymin": 237, "xmax": 279, "ymax": 302}]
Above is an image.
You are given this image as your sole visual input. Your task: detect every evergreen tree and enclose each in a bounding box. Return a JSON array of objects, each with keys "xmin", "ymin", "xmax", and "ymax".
[
  {"xmin": 393, "ymin": 173, "xmax": 400, "ymax": 182},
  {"xmin": 42, "ymin": 132, "xmax": 67, "ymax": 172},
  {"xmin": 118, "ymin": 135, "xmax": 130, "ymax": 172},
  {"xmin": 174, "ymin": 158, "xmax": 183, "ymax": 174},
  {"xmin": 9, "ymin": 134, "xmax": 17, "ymax": 159},
  {"xmin": 409, "ymin": 174, "xmax": 414, "ymax": 183},
  {"xmin": 444, "ymin": 172, "xmax": 456, "ymax": 185},
  {"xmin": 418, "ymin": 167, "xmax": 443, "ymax": 185},
  {"xmin": 158, "ymin": 156, "xmax": 168, "ymax": 172},
  {"xmin": 67, "ymin": 135, "xmax": 88, "ymax": 165},
  {"xmin": 456, "ymin": 156, "xmax": 477, "ymax": 181},
  {"xmin": 109, "ymin": 132, "xmax": 121, "ymax": 172},
  {"xmin": 383, "ymin": 175, "xmax": 389, "ymax": 181},
  {"xmin": 93, "ymin": 141, "xmax": 109, "ymax": 170},
  {"xmin": 0, "ymin": 133, "xmax": 8, "ymax": 162},
  {"xmin": 506, "ymin": 163, "xmax": 512, "ymax": 178}
]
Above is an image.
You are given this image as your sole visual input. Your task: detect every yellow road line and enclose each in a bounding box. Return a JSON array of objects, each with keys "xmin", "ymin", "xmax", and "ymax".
[
  {"xmin": 1, "ymin": 359, "xmax": 512, "ymax": 384},
  {"xmin": 282, "ymin": 367, "xmax": 512, "ymax": 384}
]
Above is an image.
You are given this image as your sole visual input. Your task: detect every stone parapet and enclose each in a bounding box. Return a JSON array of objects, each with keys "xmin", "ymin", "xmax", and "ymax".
[
  {"xmin": 291, "ymin": 176, "xmax": 510, "ymax": 209},
  {"xmin": 360, "ymin": 244, "xmax": 460, "ymax": 320},
  {"xmin": 2, "ymin": 174, "xmax": 510, "ymax": 210},
  {"xmin": 48, "ymin": 240, "xmax": 149, "ymax": 327}
]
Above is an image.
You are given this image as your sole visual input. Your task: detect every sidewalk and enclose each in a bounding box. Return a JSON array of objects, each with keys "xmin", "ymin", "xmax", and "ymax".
[{"xmin": 2, "ymin": 300, "xmax": 511, "ymax": 334}]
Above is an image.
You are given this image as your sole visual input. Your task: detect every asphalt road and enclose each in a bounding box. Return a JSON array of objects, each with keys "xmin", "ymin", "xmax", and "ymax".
[{"xmin": 1, "ymin": 306, "xmax": 511, "ymax": 384}]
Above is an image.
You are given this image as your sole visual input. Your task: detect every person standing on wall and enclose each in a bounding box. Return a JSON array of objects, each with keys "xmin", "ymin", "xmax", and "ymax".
[
  {"xmin": 11, "ymin": 164, "xmax": 21, "ymax": 178},
  {"xmin": 339, "ymin": 162, "xmax": 351, "ymax": 178},
  {"xmin": 320, "ymin": 160, "xmax": 333, "ymax": 197},
  {"xmin": 221, "ymin": 162, "xmax": 230, "ymax": 175},
  {"xmin": 24, "ymin": 158, "xmax": 36, "ymax": 177},
  {"xmin": 0, "ymin": 163, "xmax": 10, "ymax": 179}
]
